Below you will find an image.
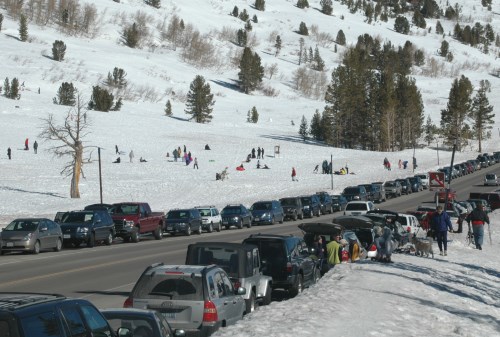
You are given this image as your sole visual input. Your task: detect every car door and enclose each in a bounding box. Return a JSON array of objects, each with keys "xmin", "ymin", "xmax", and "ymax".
[
  {"xmin": 45, "ymin": 220, "xmax": 58, "ymax": 248},
  {"xmin": 37, "ymin": 220, "xmax": 51, "ymax": 249},
  {"xmin": 220, "ymin": 271, "xmax": 244, "ymax": 324},
  {"xmin": 292, "ymin": 239, "xmax": 314, "ymax": 285},
  {"xmin": 92, "ymin": 212, "xmax": 105, "ymax": 241}
]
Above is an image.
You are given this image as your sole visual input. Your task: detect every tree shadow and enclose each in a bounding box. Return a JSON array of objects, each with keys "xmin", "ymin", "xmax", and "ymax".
[
  {"xmin": 4, "ymin": 33, "xmax": 21, "ymax": 41},
  {"xmin": 0, "ymin": 186, "xmax": 66, "ymax": 198},
  {"xmin": 77, "ymin": 290, "xmax": 130, "ymax": 297},
  {"xmin": 210, "ymin": 79, "xmax": 240, "ymax": 92},
  {"xmin": 260, "ymin": 134, "xmax": 331, "ymax": 148},
  {"xmin": 168, "ymin": 115, "xmax": 191, "ymax": 122}
]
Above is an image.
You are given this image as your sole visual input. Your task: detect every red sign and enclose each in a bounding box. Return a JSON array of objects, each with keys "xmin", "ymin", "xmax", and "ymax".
[{"xmin": 429, "ymin": 171, "xmax": 445, "ymax": 190}]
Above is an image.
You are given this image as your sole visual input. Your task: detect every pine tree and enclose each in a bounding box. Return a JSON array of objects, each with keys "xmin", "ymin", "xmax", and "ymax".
[
  {"xmin": 9, "ymin": 78, "xmax": 20, "ymax": 99},
  {"xmin": 412, "ymin": 10, "xmax": 426, "ymax": 29},
  {"xmin": 145, "ymin": 0, "xmax": 161, "ymax": 8},
  {"xmin": 239, "ymin": 9, "xmax": 249, "ymax": 21},
  {"xmin": 254, "ymin": 0, "xmax": 265, "ymax": 11},
  {"xmin": 423, "ymin": 115, "xmax": 436, "ymax": 146},
  {"xmin": 297, "ymin": 0, "xmax": 309, "ymax": 9},
  {"xmin": 435, "ymin": 20, "xmax": 444, "ymax": 35},
  {"xmin": 394, "ymin": 16, "xmax": 409, "ymax": 34},
  {"xmin": 470, "ymin": 80, "xmax": 494, "ymax": 152},
  {"xmin": 3, "ymin": 77, "xmax": 10, "ymax": 98},
  {"xmin": 88, "ymin": 86, "xmax": 115, "ymax": 112},
  {"xmin": 244, "ymin": 20, "xmax": 252, "ymax": 32},
  {"xmin": 336, "ymin": 30, "xmax": 346, "ymax": 45},
  {"xmin": 299, "ymin": 115, "xmax": 309, "ymax": 141},
  {"xmin": 310, "ymin": 109, "xmax": 323, "ymax": 140},
  {"xmin": 320, "ymin": 0, "xmax": 333, "ymax": 15},
  {"xmin": 185, "ymin": 75, "xmax": 215, "ymax": 123},
  {"xmin": 105, "ymin": 68, "xmax": 128, "ymax": 89},
  {"xmin": 164, "ymin": 100, "xmax": 172, "ymax": 116},
  {"xmin": 19, "ymin": 14, "xmax": 28, "ymax": 42},
  {"xmin": 238, "ymin": 47, "xmax": 264, "ymax": 94},
  {"xmin": 52, "ymin": 40, "xmax": 66, "ymax": 61},
  {"xmin": 298, "ymin": 38, "xmax": 305, "ymax": 65},
  {"xmin": 232, "ymin": 6, "xmax": 239, "ymax": 17},
  {"xmin": 0, "ymin": 13, "xmax": 4, "ymax": 31},
  {"xmin": 414, "ymin": 49, "xmax": 425, "ymax": 66},
  {"xmin": 252, "ymin": 15, "xmax": 258, "ymax": 23},
  {"xmin": 439, "ymin": 40, "xmax": 449, "ymax": 57},
  {"xmin": 122, "ymin": 23, "xmax": 140, "ymax": 48},
  {"xmin": 237, "ymin": 29, "xmax": 247, "ymax": 47},
  {"xmin": 312, "ymin": 47, "xmax": 325, "ymax": 71},
  {"xmin": 298, "ymin": 22, "xmax": 308, "ymax": 36},
  {"xmin": 275, "ymin": 35, "xmax": 282, "ymax": 56},
  {"xmin": 54, "ymin": 82, "xmax": 77, "ymax": 106},
  {"xmin": 248, "ymin": 106, "xmax": 259, "ymax": 123}
]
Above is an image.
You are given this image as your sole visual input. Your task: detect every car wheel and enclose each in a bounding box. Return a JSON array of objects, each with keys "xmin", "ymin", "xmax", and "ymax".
[
  {"xmin": 196, "ymin": 225, "xmax": 202, "ymax": 235},
  {"xmin": 279, "ymin": 216, "xmax": 284, "ymax": 224},
  {"xmin": 207, "ymin": 223, "xmax": 213, "ymax": 233},
  {"xmin": 53, "ymin": 238, "xmax": 62, "ymax": 252},
  {"xmin": 245, "ymin": 291, "xmax": 256, "ymax": 314},
  {"xmin": 237, "ymin": 219, "xmax": 243, "ymax": 229},
  {"xmin": 217, "ymin": 222, "xmax": 222, "ymax": 232},
  {"xmin": 289, "ymin": 274, "xmax": 303, "ymax": 297},
  {"xmin": 299, "ymin": 213, "xmax": 304, "ymax": 220},
  {"xmin": 314, "ymin": 268, "xmax": 321, "ymax": 284},
  {"xmin": 262, "ymin": 285, "xmax": 272, "ymax": 305},
  {"xmin": 87, "ymin": 232, "xmax": 95, "ymax": 248},
  {"xmin": 293, "ymin": 212, "xmax": 298, "ymax": 221},
  {"xmin": 225, "ymin": 225, "xmax": 230, "ymax": 230},
  {"xmin": 131, "ymin": 230, "xmax": 140, "ymax": 243},
  {"xmin": 271, "ymin": 217, "xmax": 275, "ymax": 225},
  {"xmin": 105, "ymin": 232, "xmax": 114, "ymax": 245},
  {"xmin": 185, "ymin": 225, "xmax": 192, "ymax": 236},
  {"xmin": 32, "ymin": 240, "xmax": 41, "ymax": 254},
  {"xmin": 153, "ymin": 225, "xmax": 163, "ymax": 240},
  {"xmin": 246, "ymin": 220, "xmax": 252, "ymax": 228}
]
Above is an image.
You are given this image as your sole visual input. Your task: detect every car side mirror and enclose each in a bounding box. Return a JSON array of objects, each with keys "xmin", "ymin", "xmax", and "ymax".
[
  {"xmin": 117, "ymin": 327, "xmax": 132, "ymax": 337},
  {"xmin": 237, "ymin": 286, "xmax": 246, "ymax": 295}
]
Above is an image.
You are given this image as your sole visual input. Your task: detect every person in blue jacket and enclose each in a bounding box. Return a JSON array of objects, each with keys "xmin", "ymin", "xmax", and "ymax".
[{"xmin": 431, "ymin": 205, "xmax": 453, "ymax": 256}]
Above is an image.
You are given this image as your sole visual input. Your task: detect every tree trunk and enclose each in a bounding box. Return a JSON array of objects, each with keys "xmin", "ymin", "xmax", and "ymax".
[{"xmin": 70, "ymin": 141, "xmax": 83, "ymax": 198}]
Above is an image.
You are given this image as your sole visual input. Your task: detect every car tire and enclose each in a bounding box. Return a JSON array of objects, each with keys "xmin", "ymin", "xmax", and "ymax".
[
  {"xmin": 87, "ymin": 233, "xmax": 95, "ymax": 248},
  {"xmin": 153, "ymin": 225, "xmax": 163, "ymax": 240},
  {"xmin": 299, "ymin": 213, "xmax": 304, "ymax": 220},
  {"xmin": 207, "ymin": 223, "xmax": 213, "ymax": 233},
  {"xmin": 105, "ymin": 232, "xmax": 114, "ymax": 245},
  {"xmin": 246, "ymin": 220, "xmax": 252, "ymax": 228},
  {"xmin": 54, "ymin": 238, "xmax": 62, "ymax": 252},
  {"xmin": 313, "ymin": 268, "xmax": 321, "ymax": 284},
  {"xmin": 289, "ymin": 274, "xmax": 303, "ymax": 297},
  {"xmin": 293, "ymin": 212, "xmax": 298, "ymax": 221},
  {"xmin": 237, "ymin": 219, "xmax": 243, "ymax": 229},
  {"xmin": 196, "ymin": 225, "xmax": 202, "ymax": 235},
  {"xmin": 185, "ymin": 225, "xmax": 192, "ymax": 236},
  {"xmin": 245, "ymin": 291, "xmax": 256, "ymax": 314},
  {"xmin": 279, "ymin": 216, "xmax": 284, "ymax": 224},
  {"xmin": 225, "ymin": 225, "xmax": 230, "ymax": 230},
  {"xmin": 262, "ymin": 285, "xmax": 272, "ymax": 305},
  {"xmin": 32, "ymin": 240, "xmax": 41, "ymax": 254},
  {"xmin": 271, "ymin": 217, "xmax": 275, "ymax": 225},
  {"xmin": 131, "ymin": 230, "xmax": 140, "ymax": 243},
  {"xmin": 217, "ymin": 222, "xmax": 222, "ymax": 232}
]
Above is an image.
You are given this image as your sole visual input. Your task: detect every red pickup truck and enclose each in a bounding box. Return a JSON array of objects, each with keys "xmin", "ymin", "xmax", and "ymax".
[{"xmin": 110, "ymin": 202, "xmax": 164, "ymax": 242}]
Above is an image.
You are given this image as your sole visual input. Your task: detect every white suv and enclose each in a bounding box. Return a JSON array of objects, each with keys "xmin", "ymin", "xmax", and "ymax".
[
  {"xmin": 398, "ymin": 213, "xmax": 419, "ymax": 234},
  {"xmin": 414, "ymin": 173, "xmax": 429, "ymax": 189},
  {"xmin": 344, "ymin": 201, "xmax": 375, "ymax": 216},
  {"xmin": 195, "ymin": 206, "xmax": 222, "ymax": 233}
]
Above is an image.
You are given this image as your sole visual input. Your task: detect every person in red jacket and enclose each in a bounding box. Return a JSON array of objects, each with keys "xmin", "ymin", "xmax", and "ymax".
[
  {"xmin": 291, "ymin": 167, "xmax": 297, "ymax": 181},
  {"xmin": 24, "ymin": 138, "xmax": 29, "ymax": 151},
  {"xmin": 466, "ymin": 204, "xmax": 489, "ymax": 250}
]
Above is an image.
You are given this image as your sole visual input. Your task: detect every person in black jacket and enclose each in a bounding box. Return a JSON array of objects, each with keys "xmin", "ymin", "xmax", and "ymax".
[{"xmin": 466, "ymin": 204, "xmax": 489, "ymax": 250}]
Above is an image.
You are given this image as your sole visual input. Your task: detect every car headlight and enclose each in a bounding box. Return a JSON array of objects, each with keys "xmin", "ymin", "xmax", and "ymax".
[
  {"xmin": 178, "ymin": 222, "xmax": 187, "ymax": 227},
  {"xmin": 77, "ymin": 227, "xmax": 89, "ymax": 233},
  {"xmin": 124, "ymin": 220, "xmax": 135, "ymax": 228},
  {"xmin": 232, "ymin": 217, "xmax": 239, "ymax": 221},
  {"xmin": 22, "ymin": 233, "xmax": 33, "ymax": 241},
  {"xmin": 354, "ymin": 196, "xmax": 360, "ymax": 200},
  {"xmin": 303, "ymin": 206, "xmax": 310, "ymax": 210}
]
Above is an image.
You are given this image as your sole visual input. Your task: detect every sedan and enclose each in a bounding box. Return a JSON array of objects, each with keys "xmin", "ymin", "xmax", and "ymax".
[
  {"xmin": 101, "ymin": 308, "xmax": 185, "ymax": 337},
  {"xmin": 0, "ymin": 218, "xmax": 63, "ymax": 254}
]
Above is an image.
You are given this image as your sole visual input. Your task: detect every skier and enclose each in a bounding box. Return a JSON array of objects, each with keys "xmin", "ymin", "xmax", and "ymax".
[
  {"xmin": 24, "ymin": 138, "xmax": 29, "ymax": 151},
  {"xmin": 7, "ymin": 147, "xmax": 12, "ymax": 160},
  {"xmin": 292, "ymin": 167, "xmax": 297, "ymax": 181},
  {"xmin": 33, "ymin": 141, "xmax": 38, "ymax": 154},
  {"xmin": 129, "ymin": 150, "xmax": 134, "ymax": 163}
]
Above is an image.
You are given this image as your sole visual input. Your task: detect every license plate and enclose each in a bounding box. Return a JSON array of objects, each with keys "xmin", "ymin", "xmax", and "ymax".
[
  {"xmin": 254, "ymin": 217, "xmax": 260, "ymax": 221},
  {"xmin": 162, "ymin": 312, "xmax": 175, "ymax": 319},
  {"xmin": 63, "ymin": 234, "xmax": 71, "ymax": 239},
  {"xmin": 222, "ymin": 221, "xmax": 228, "ymax": 225},
  {"xmin": 166, "ymin": 226, "xmax": 173, "ymax": 230},
  {"xmin": 6, "ymin": 242, "xmax": 13, "ymax": 247}
]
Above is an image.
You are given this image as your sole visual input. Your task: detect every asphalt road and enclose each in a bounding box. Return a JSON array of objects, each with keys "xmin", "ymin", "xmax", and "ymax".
[{"xmin": 1, "ymin": 163, "xmax": 498, "ymax": 309}]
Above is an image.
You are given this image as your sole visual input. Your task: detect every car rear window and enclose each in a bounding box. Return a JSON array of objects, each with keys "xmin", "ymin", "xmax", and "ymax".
[
  {"xmin": 166, "ymin": 211, "xmax": 189, "ymax": 219},
  {"xmin": 244, "ymin": 239, "xmax": 285, "ymax": 260},
  {"xmin": 222, "ymin": 207, "xmax": 241, "ymax": 215},
  {"xmin": 253, "ymin": 203, "xmax": 271, "ymax": 210},
  {"xmin": 343, "ymin": 187, "xmax": 360, "ymax": 194},
  {"xmin": 188, "ymin": 247, "xmax": 244, "ymax": 277},
  {"xmin": 346, "ymin": 203, "xmax": 369, "ymax": 211},
  {"xmin": 62, "ymin": 213, "xmax": 93, "ymax": 223},
  {"xmin": 134, "ymin": 274, "xmax": 203, "ymax": 301},
  {"xmin": 280, "ymin": 198, "xmax": 297, "ymax": 206}
]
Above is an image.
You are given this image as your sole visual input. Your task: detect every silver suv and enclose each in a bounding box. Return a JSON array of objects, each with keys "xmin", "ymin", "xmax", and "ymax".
[
  {"xmin": 195, "ymin": 206, "xmax": 222, "ymax": 233},
  {"xmin": 124, "ymin": 264, "xmax": 246, "ymax": 337}
]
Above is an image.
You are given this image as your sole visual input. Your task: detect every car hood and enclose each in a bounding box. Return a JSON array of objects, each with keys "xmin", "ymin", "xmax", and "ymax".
[
  {"xmin": 251, "ymin": 210, "xmax": 269, "ymax": 216},
  {"xmin": 298, "ymin": 222, "xmax": 343, "ymax": 235},
  {"xmin": 332, "ymin": 215, "xmax": 374, "ymax": 229},
  {"xmin": 60, "ymin": 222, "xmax": 90, "ymax": 228},
  {"xmin": 1, "ymin": 231, "xmax": 35, "ymax": 240}
]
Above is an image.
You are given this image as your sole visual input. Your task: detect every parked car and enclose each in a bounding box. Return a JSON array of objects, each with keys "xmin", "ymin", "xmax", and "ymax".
[
  {"xmin": 164, "ymin": 208, "xmax": 203, "ymax": 236},
  {"xmin": 195, "ymin": 205, "xmax": 222, "ymax": 233},
  {"xmin": 102, "ymin": 308, "xmax": 185, "ymax": 337},
  {"xmin": 360, "ymin": 183, "xmax": 386, "ymax": 203},
  {"xmin": 250, "ymin": 200, "xmax": 284, "ymax": 225},
  {"xmin": 484, "ymin": 173, "xmax": 499, "ymax": 186},
  {"xmin": 124, "ymin": 264, "xmax": 246, "ymax": 337},
  {"xmin": 469, "ymin": 192, "xmax": 500, "ymax": 210},
  {"xmin": 436, "ymin": 189, "xmax": 457, "ymax": 203},
  {"xmin": 185, "ymin": 242, "xmax": 272, "ymax": 314},
  {"xmin": 57, "ymin": 210, "xmax": 115, "ymax": 248},
  {"xmin": 110, "ymin": 202, "xmax": 164, "ymax": 242},
  {"xmin": 342, "ymin": 186, "xmax": 368, "ymax": 201},
  {"xmin": 408, "ymin": 176, "xmax": 423, "ymax": 193},
  {"xmin": 384, "ymin": 181, "xmax": 402, "ymax": 198},
  {"xmin": 243, "ymin": 234, "xmax": 318, "ymax": 297},
  {"xmin": 84, "ymin": 203, "xmax": 114, "ymax": 211},
  {"xmin": 397, "ymin": 213, "xmax": 420, "ymax": 234},
  {"xmin": 344, "ymin": 201, "xmax": 376, "ymax": 216},
  {"xmin": 279, "ymin": 196, "xmax": 304, "ymax": 221},
  {"xmin": 414, "ymin": 173, "xmax": 429, "ymax": 189},
  {"xmin": 331, "ymin": 194, "xmax": 348, "ymax": 212},
  {"xmin": 221, "ymin": 204, "xmax": 253, "ymax": 229},
  {"xmin": 365, "ymin": 210, "xmax": 410, "ymax": 247},
  {"xmin": 0, "ymin": 293, "xmax": 115, "ymax": 337},
  {"xmin": 0, "ymin": 218, "xmax": 63, "ymax": 254},
  {"xmin": 316, "ymin": 192, "xmax": 334, "ymax": 214},
  {"xmin": 396, "ymin": 178, "xmax": 412, "ymax": 195},
  {"xmin": 300, "ymin": 195, "xmax": 321, "ymax": 218},
  {"xmin": 332, "ymin": 215, "xmax": 377, "ymax": 259}
]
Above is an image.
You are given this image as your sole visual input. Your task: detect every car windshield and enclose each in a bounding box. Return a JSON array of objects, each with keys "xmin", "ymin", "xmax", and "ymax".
[
  {"xmin": 4, "ymin": 220, "xmax": 39, "ymax": 231},
  {"xmin": 280, "ymin": 198, "xmax": 297, "ymax": 206},
  {"xmin": 62, "ymin": 213, "xmax": 93, "ymax": 223},
  {"xmin": 222, "ymin": 207, "xmax": 241, "ymax": 215},
  {"xmin": 346, "ymin": 203, "xmax": 368, "ymax": 211},
  {"xmin": 167, "ymin": 211, "xmax": 189, "ymax": 219},
  {"xmin": 343, "ymin": 188, "xmax": 360, "ymax": 194},
  {"xmin": 300, "ymin": 197, "xmax": 312, "ymax": 205},
  {"xmin": 111, "ymin": 204, "xmax": 139, "ymax": 215},
  {"xmin": 384, "ymin": 182, "xmax": 395, "ymax": 187},
  {"xmin": 361, "ymin": 185, "xmax": 372, "ymax": 192},
  {"xmin": 134, "ymin": 274, "xmax": 203, "ymax": 301},
  {"xmin": 188, "ymin": 247, "xmax": 243, "ymax": 277},
  {"xmin": 486, "ymin": 174, "xmax": 496, "ymax": 179},
  {"xmin": 253, "ymin": 203, "xmax": 271, "ymax": 211},
  {"xmin": 197, "ymin": 209, "xmax": 212, "ymax": 217}
]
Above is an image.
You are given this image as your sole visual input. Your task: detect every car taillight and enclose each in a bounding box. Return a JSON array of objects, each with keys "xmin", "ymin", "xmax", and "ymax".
[
  {"xmin": 369, "ymin": 244, "xmax": 377, "ymax": 252},
  {"xmin": 123, "ymin": 297, "xmax": 133, "ymax": 308},
  {"xmin": 286, "ymin": 262, "xmax": 293, "ymax": 273},
  {"xmin": 203, "ymin": 300, "xmax": 218, "ymax": 322}
]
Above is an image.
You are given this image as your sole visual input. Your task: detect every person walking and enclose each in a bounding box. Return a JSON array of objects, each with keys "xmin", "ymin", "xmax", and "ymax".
[
  {"xmin": 257, "ymin": 147, "xmax": 261, "ymax": 159},
  {"xmin": 7, "ymin": 147, "xmax": 12, "ymax": 160},
  {"xmin": 115, "ymin": 145, "xmax": 119, "ymax": 154},
  {"xmin": 261, "ymin": 147, "xmax": 264, "ymax": 157},
  {"xmin": 431, "ymin": 205, "xmax": 453, "ymax": 256},
  {"xmin": 398, "ymin": 159, "xmax": 402, "ymax": 169},
  {"xmin": 291, "ymin": 167, "xmax": 297, "ymax": 181},
  {"xmin": 466, "ymin": 203, "xmax": 489, "ymax": 250},
  {"xmin": 129, "ymin": 150, "xmax": 134, "ymax": 163},
  {"xmin": 24, "ymin": 138, "xmax": 29, "ymax": 151},
  {"xmin": 193, "ymin": 157, "xmax": 199, "ymax": 169},
  {"xmin": 33, "ymin": 141, "xmax": 38, "ymax": 154},
  {"xmin": 326, "ymin": 235, "xmax": 341, "ymax": 269}
]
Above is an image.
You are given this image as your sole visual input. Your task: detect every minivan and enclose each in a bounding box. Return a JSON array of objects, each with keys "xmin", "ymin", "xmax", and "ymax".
[
  {"xmin": 342, "ymin": 186, "xmax": 368, "ymax": 201},
  {"xmin": 250, "ymin": 200, "xmax": 284, "ymax": 225}
]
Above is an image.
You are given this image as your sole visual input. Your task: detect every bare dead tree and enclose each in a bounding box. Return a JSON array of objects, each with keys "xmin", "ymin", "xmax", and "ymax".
[{"xmin": 39, "ymin": 94, "xmax": 90, "ymax": 198}]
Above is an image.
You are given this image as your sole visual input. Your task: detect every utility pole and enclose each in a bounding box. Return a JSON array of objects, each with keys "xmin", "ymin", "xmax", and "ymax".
[
  {"xmin": 443, "ymin": 138, "xmax": 457, "ymax": 208},
  {"xmin": 330, "ymin": 154, "xmax": 333, "ymax": 190},
  {"xmin": 98, "ymin": 147, "xmax": 103, "ymax": 204}
]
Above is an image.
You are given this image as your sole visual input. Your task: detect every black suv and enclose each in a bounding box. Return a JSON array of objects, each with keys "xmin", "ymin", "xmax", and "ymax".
[
  {"xmin": 56, "ymin": 209, "xmax": 115, "ymax": 248},
  {"xmin": 300, "ymin": 195, "xmax": 321, "ymax": 218},
  {"xmin": 359, "ymin": 183, "xmax": 386, "ymax": 203},
  {"xmin": 342, "ymin": 186, "xmax": 368, "ymax": 201},
  {"xmin": 331, "ymin": 194, "xmax": 348, "ymax": 212},
  {"xmin": 221, "ymin": 204, "xmax": 252, "ymax": 229},
  {"xmin": 316, "ymin": 192, "xmax": 333, "ymax": 214},
  {"xmin": 279, "ymin": 197, "xmax": 304, "ymax": 221},
  {"xmin": 0, "ymin": 293, "xmax": 116, "ymax": 337},
  {"xmin": 164, "ymin": 208, "xmax": 203, "ymax": 236},
  {"xmin": 243, "ymin": 234, "xmax": 318, "ymax": 297}
]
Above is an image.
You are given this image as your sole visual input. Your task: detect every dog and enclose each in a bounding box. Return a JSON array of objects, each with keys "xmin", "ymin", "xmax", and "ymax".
[{"xmin": 411, "ymin": 234, "xmax": 434, "ymax": 258}]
